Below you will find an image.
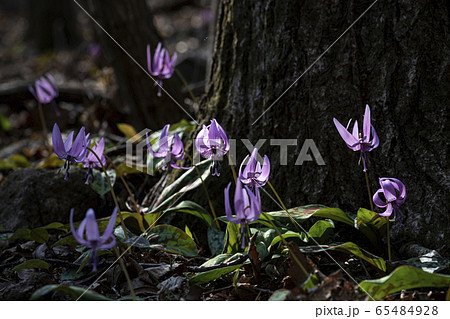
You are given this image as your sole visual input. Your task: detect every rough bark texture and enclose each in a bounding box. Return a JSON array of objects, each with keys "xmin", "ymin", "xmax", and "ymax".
[
  {"xmin": 89, "ymin": 0, "xmax": 185, "ymax": 130},
  {"xmin": 199, "ymin": 1, "xmax": 449, "ymax": 255}
]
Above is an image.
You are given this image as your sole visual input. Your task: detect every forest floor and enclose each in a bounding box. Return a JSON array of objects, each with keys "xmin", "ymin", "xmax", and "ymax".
[{"xmin": 0, "ymin": 1, "xmax": 449, "ymax": 301}]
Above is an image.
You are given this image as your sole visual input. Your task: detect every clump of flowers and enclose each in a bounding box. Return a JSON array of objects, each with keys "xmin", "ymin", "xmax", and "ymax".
[
  {"xmin": 373, "ymin": 177, "xmax": 407, "ymax": 224},
  {"xmin": 70, "ymin": 207, "xmax": 117, "ymax": 271},
  {"xmin": 147, "ymin": 42, "xmax": 177, "ymax": 96},
  {"xmin": 52, "ymin": 123, "xmax": 90, "ymax": 180},
  {"xmin": 146, "ymin": 124, "xmax": 190, "ymax": 170},
  {"xmin": 333, "ymin": 105, "xmax": 379, "ymax": 171},
  {"xmin": 239, "ymin": 148, "xmax": 270, "ymax": 189},
  {"xmin": 224, "ymin": 179, "xmax": 262, "ymax": 249},
  {"xmin": 83, "ymin": 138, "xmax": 106, "ymax": 184},
  {"xmin": 195, "ymin": 119, "xmax": 230, "ymax": 176},
  {"xmin": 29, "ymin": 73, "xmax": 60, "ymax": 116}
]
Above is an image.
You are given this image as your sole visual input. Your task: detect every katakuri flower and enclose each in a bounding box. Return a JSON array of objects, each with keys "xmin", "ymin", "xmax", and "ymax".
[
  {"xmin": 147, "ymin": 42, "xmax": 177, "ymax": 96},
  {"xmin": 83, "ymin": 138, "xmax": 106, "ymax": 184},
  {"xmin": 29, "ymin": 73, "xmax": 60, "ymax": 116},
  {"xmin": 333, "ymin": 105, "xmax": 379, "ymax": 171},
  {"xmin": 224, "ymin": 180, "xmax": 262, "ymax": 249},
  {"xmin": 70, "ymin": 207, "xmax": 117, "ymax": 271},
  {"xmin": 239, "ymin": 148, "xmax": 270, "ymax": 189},
  {"xmin": 146, "ymin": 124, "xmax": 190, "ymax": 170},
  {"xmin": 373, "ymin": 177, "xmax": 406, "ymax": 224},
  {"xmin": 195, "ymin": 119, "xmax": 230, "ymax": 176},
  {"xmin": 52, "ymin": 123, "xmax": 90, "ymax": 180}
]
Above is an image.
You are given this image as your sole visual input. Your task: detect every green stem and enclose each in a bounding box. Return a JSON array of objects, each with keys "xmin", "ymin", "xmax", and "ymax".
[
  {"xmin": 267, "ymin": 181, "xmax": 302, "ymax": 233},
  {"xmin": 113, "ymin": 247, "xmax": 136, "ymax": 300},
  {"xmin": 86, "ymin": 146, "xmax": 128, "ymax": 241},
  {"xmin": 386, "ymin": 217, "xmax": 391, "ymax": 261},
  {"xmin": 184, "ymin": 152, "xmax": 221, "ymax": 230},
  {"xmin": 105, "ymin": 154, "xmax": 140, "ymax": 214},
  {"xmin": 227, "ymin": 152, "xmax": 237, "ymax": 185},
  {"xmin": 261, "ymin": 211, "xmax": 309, "ymax": 278},
  {"xmin": 37, "ymin": 102, "xmax": 49, "ymax": 148},
  {"xmin": 175, "ymin": 68, "xmax": 199, "ymax": 106},
  {"xmin": 364, "ymin": 170, "xmax": 374, "ymax": 212}
]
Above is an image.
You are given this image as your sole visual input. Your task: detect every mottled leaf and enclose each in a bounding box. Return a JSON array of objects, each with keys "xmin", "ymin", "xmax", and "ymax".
[
  {"xmin": 30, "ymin": 228, "xmax": 49, "ymax": 243},
  {"xmin": 13, "ymin": 259, "xmax": 49, "ymax": 271},
  {"xmin": 89, "ymin": 169, "xmax": 116, "ymax": 196},
  {"xmin": 359, "ymin": 266, "xmax": 450, "ymax": 300},
  {"xmin": 145, "ymin": 225, "xmax": 197, "ymax": 257},
  {"xmin": 189, "ymin": 264, "xmax": 243, "ymax": 286},
  {"xmin": 164, "ymin": 201, "xmax": 213, "ymax": 227},
  {"xmin": 308, "ymin": 219, "xmax": 335, "ymax": 244},
  {"xmin": 207, "ymin": 226, "xmax": 225, "ymax": 256},
  {"xmin": 30, "ymin": 284, "xmax": 112, "ymax": 301}
]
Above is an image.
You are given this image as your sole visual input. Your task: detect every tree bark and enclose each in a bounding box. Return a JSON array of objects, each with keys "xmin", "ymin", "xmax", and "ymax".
[
  {"xmin": 89, "ymin": 0, "xmax": 185, "ymax": 130},
  {"xmin": 200, "ymin": 0, "xmax": 449, "ymax": 255}
]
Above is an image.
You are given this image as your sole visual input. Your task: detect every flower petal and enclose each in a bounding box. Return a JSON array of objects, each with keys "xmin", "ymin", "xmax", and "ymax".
[
  {"xmin": 99, "ymin": 207, "xmax": 117, "ymax": 245},
  {"xmin": 70, "ymin": 208, "xmax": 88, "ymax": 246},
  {"xmin": 257, "ymin": 155, "xmax": 270, "ymax": 185},
  {"xmin": 224, "ymin": 183, "xmax": 239, "ymax": 224},
  {"xmin": 373, "ymin": 189, "xmax": 388, "ymax": 208},
  {"xmin": 159, "ymin": 124, "xmax": 170, "ymax": 152},
  {"xmin": 363, "ymin": 105, "xmax": 371, "ymax": 142},
  {"xmin": 84, "ymin": 209, "xmax": 100, "ymax": 242},
  {"xmin": 52, "ymin": 123, "xmax": 67, "ymax": 159},
  {"xmin": 333, "ymin": 118, "xmax": 359, "ymax": 148}
]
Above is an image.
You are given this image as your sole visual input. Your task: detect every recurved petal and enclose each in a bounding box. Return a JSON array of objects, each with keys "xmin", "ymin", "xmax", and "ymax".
[
  {"xmin": 378, "ymin": 203, "xmax": 393, "ymax": 217},
  {"xmin": 159, "ymin": 124, "xmax": 170, "ymax": 152},
  {"xmin": 233, "ymin": 179, "xmax": 245, "ymax": 218},
  {"xmin": 84, "ymin": 209, "xmax": 100, "ymax": 242},
  {"xmin": 171, "ymin": 133, "xmax": 184, "ymax": 156},
  {"xmin": 208, "ymin": 119, "xmax": 221, "ymax": 147},
  {"xmin": 217, "ymin": 121, "xmax": 230, "ymax": 152},
  {"xmin": 52, "ymin": 123, "xmax": 67, "ymax": 159},
  {"xmin": 352, "ymin": 120, "xmax": 359, "ymax": 140},
  {"xmin": 373, "ymin": 189, "xmax": 388, "ymax": 208},
  {"xmin": 380, "ymin": 178, "xmax": 398, "ymax": 203},
  {"xmin": 224, "ymin": 183, "xmax": 239, "ymax": 224},
  {"xmin": 333, "ymin": 118, "xmax": 359, "ymax": 148},
  {"xmin": 246, "ymin": 186, "xmax": 261, "ymax": 223},
  {"xmin": 70, "ymin": 209, "xmax": 88, "ymax": 246},
  {"xmin": 195, "ymin": 125, "xmax": 209, "ymax": 154},
  {"xmin": 363, "ymin": 105, "xmax": 371, "ymax": 142},
  {"xmin": 238, "ymin": 154, "xmax": 249, "ymax": 180},
  {"xmin": 69, "ymin": 127, "xmax": 86, "ymax": 157},
  {"xmin": 99, "ymin": 236, "xmax": 116, "ymax": 250},
  {"xmin": 369, "ymin": 125, "xmax": 379, "ymax": 150},
  {"xmin": 257, "ymin": 155, "xmax": 270, "ymax": 184},
  {"xmin": 99, "ymin": 207, "xmax": 117, "ymax": 245}
]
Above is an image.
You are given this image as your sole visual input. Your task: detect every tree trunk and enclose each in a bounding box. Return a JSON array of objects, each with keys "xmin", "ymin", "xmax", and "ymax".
[
  {"xmin": 200, "ymin": 0, "xmax": 449, "ymax": 255},
  {"xmin": 89, "ymin": 0, "xmax": 185, "ymax": 130}
]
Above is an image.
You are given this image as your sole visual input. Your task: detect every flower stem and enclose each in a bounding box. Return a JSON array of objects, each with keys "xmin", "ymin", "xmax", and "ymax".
[
  {"xmin": 364, "ymin": 170, "xmax": 374, "ymax": 212},
  {"xmin": 386, "ymin": 217, "xmax": 391, "ymax": 261},
  {"xmin": 37, "ymin": 102, "xmax": 49, "ymax": 148},
  {"xmin": 227, "ymin": 152, "xmax": 237, "ymax": 185},
  {"xmin": 113, "ymin": 247, "xmax": 136, "ymax": 300},
  {"xmin": 105, "ymin": 154, "xmax": 140, "ymax": 214},
  {"xmin": 174, "ymin": 68, "xmax": 199, "ymax": 106},
  {"xmin": 261, "ymin": 211, "xmax": 309, "ymax": 278},
  {"xmin": 87, "ymin": 147, "xmax": 128, "ymax": 241},
  {"xmin": 266, "ymin": 181, "xmax": 302, "ymax": 233},
  {"xmin": 184, "ymin": 153, "xmax": 221, "ymax": 230}
]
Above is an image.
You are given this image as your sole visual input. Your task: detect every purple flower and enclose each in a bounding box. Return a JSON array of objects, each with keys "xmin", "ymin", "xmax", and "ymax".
[
  {"xmin": 83, "ymin": 138, "xmax": 106, "ymax": 184},
  {"xmin": 70, "ymin": 207, "xmax": 117, "ymax": 272},
  {"xmin": 195, "ymin": 119, "xmax": 230, "ymax": 176},
  {"xmin": 373, "ymin": 177, "xmax": 406, "ymax": 224},
  {"xmin": 333, "ymin": 105, "xmax": 379, "ymax": 171},
  {"xmin": 224, "ymin": 180, "xmax": 262, "ymax": 249},
  {"xmin": 29, "ymin": 73, "xmax": 60, "ymax": 116},
  {"xmin": 147, "ymin": 42, "xmax": 177, "ymax": 96},
  {"xmin": 146, "ymin": 124, "xmax": 190, "ymax": 170},
  {"xmin": 239, "ymin": 148, "xmax": 270, "ymax": 189},
  {"xmin": 52, "ymin": 123, "xmax": 90, "ymax": 180}
]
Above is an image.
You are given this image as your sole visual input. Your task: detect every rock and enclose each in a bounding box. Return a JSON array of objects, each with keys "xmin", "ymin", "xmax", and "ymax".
[{"xmin": 0, "ymin": 168, "xmax": 114, "ymax": 230}]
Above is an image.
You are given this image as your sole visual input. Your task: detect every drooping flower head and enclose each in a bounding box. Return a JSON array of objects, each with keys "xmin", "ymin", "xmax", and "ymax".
[
  {"xmin": 70, "ymin": 207, "xmax": 117, "ymax": 271},
  {"xmin": 29, "ymin": 73, "xmax": 60, "ymax": 116},
  {"xmin": 83, "ymin": 138, "xmax": 106, "ymax": 184},
  {"xmin": 52, "ymin": 123, "xmax": 90, "ymax": 180},
  {"xmin": 224, "ymin": 180, "xmax": 262, "ymax": 249},
  {"xmin": 333, "ymin": 105, "xmax": 379, "ymax": 171},
  {"xmin": 147, "ymin": 42, "xmax": 177, "ymax": 96},
  {"xmin": 195, "ymin": 119, "xmax": 230, "ymax": 176},
  {"xmin": 146, "ymin": 124, "xmax": 190, "ymax": 170},
  {"xmin": 239, "ymin": 148, "xmax": 270, "ymax": 189},
  {"xmin": 373, "ymin": 177, "xmax": 406, "ymax": 224}
]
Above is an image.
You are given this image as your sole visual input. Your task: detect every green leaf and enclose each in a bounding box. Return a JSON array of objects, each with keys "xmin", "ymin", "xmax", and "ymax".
[
  {"xmin": 0, "ymin": 112, "xmax": 12, "ymax": 131},
  {"xmin": 356, "ymin": 208, "xmax": 387, "ymax": 246},
  {"xmin": 251, "ymin": 228, "xmax": 278, "ymax": 260},
  {"xmin": 150, "ymin": 159, "xmax": 212, "ymax": 213},
  {"xmin": 392, "ymin": 251, "xmax": 450, "ymax": 273},
  {"xmin": 30, "ymin": 284, "xmax": 112, "ymax": 301},
  {"xmin": 359, "ymin": 266, "xmax": 450, "ymax": 300},
  {"xmin": 145, "ymin": 225, "xmax": 198, "ymax": 257},
  {"xmin": 261, "ymin": 205, "xmax": 353, "ymax": 227},
  {"xmin": 223, "ymin": 222, "xmax": 240, "ymax": 254},
  {"xmin": 122, "ymin": 212, "xmax": 147, "ymax": 235},
  {"xmin": 189, "ymin": 264, "xmax": 243, "ymax": 286},
  {"xmin": 89, "ymin": 169, "xmax": 116, "ymax": 196},
  {"xmin": 117, "ymin": 123, "xmax": 138, "ymax": 140},
  {"xmin": 60, "ymin": 268, "xmax": 88, "ymax": 281},
  {"xmin": 308, "ymin": 219, "xmax": 335, "ymax": 244},
  {"xmin": 0, "ymin": 228, "xmax": 32, "ymax": 241},
  {"xmin": 30, "ymin": 228, "xmax": 49, "ymax": 243},
  {"xmin": 207, "ymin": 226, "xmax": 225, "ymax": 256},
  {"xmin": 164, "ymin": 201, "xmax": 213, "ymax": 227},
  {"xmin": 37, "ymin": 153, "xmax": 65, "ymax": 169},
  {"xmin": 200, "ymin": 253, "xmax": 236, "ymax": 267},
  {"xmin": 40, "ymin": 222, "xmax": 68, "ymax": 232},
  {"xmin": 269, "ymin": 231, "xmax": 308, "ymax": 251},
  {"xmin": 12, "ymin": 259, "xmax": 49, "ymax": 271},
  {"xmin": 115, "ymin": 163, "xmax": 146, "ymax": 175},
  {"xmin": 295, "ymin": 242, "xmax": 387, "ymax": 272},
  {"xmin": 52, "ymin": 235, "xmax": 78, "ymax": 247},
  {"xmin": 0, "ymin": 154, "xmax": 30, "ymax": 170}
]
